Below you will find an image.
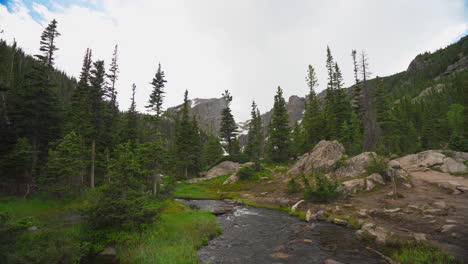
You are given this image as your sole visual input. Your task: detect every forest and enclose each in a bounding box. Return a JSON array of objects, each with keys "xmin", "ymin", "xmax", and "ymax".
[{"xmin": 0, "ymin": 18, "xmax": 467, "ymax": 264}]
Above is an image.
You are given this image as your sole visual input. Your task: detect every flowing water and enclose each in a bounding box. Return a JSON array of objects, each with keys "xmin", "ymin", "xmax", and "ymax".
[{"xmin": 181, "ymin": 199, "xmax": 387, "ymax": 264}]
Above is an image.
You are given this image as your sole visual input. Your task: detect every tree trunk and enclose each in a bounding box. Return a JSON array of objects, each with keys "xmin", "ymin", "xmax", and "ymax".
[
  {"xmin": 153, "ymin": 171, "xmax": 160, "ymax": 196},
  {"xmin": 90, "ymin": 139, "xmax": 95, "ymax": 188},
  {"xmin": 184, "ymin": 166, "xmax": 188, "ymax": 179}
]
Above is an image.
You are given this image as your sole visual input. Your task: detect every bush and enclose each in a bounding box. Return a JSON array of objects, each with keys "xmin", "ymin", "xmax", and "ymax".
[
  {"xmin": 303, "ymin": 173, "xmax": 340, "ymax": 202},
  {"xmin": 236, "ymin": 165, "xmax": 257, "ymax": 181},
  {"xmin": 366, "ymin": 156, "xmax": 388, "ymax": 175},
  {"xmin": 286, "ymin": 177, "xmax": 301, "ymax": 194}
]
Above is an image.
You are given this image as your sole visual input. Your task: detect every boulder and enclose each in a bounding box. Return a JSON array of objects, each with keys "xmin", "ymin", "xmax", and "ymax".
[
  {"xmin": 388, "ymin": 160, "xmax": 401, "ymax": 168},
  {"xmin": 432, "ymin": 201, "xmax": 447, "ymax": 209},
  {"xmin": 189, "ymin": 161, "xmax": 240, "ymax": 183},
  {"xmin": 315, "ymin": 210, "xmax": 328, "ymax": 221},
  {"xmin": 440, "ymin": 157, "xmax": 467, "ymax": 173},
  {"xmin": 332, "ymin": 218, "xmax": 348, "ymax": 226},
  {"xmin": 288, "ymin": 141, "xmax": 345, "ymax": 175},
  {"xmin": 305, "ymin": 209, "xmax": 313, "ymax": 222},
  {"xmin": 413, "ymin": 233, "xmax": 427, "ymax": 242},
  {"xmin": 441, "ymin": 224, "xmax": 456, "ymax": 233},
  {"xmin": 335, "ymin": 152, "xmax": 378, "ymax": 178},
  {"xmin": 339, "ymin": 178, "xmax": 366, "ymax": 194},
  {"xmin": 397, "ymin": 150, "xmax": 467, "ymax": 173},
  {"xmin": 222, "ymin": 162, "xmax": 254, "ymax": 185},
  {"xmin": 367, "ymin": 173, "xmax": 385, "ymax": 185}
]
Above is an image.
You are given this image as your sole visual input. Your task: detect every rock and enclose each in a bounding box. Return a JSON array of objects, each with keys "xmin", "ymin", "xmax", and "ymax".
[
  {"xmin": 27, "ymin": 226, "xmax": 39, "ymax": 231},
  {"xmin": 424, "ymin": 208, "xmax": 444, "ymax": 215},
  {"xmin": 189, "ymin": 161, "xmax": 240, "ymax": 183},
  {"xmin": 260, "ymin": 192, "xmax": 268, "ymax": 196},
  {"xmin": 407, "ymin": 204, "xmax": 420, "ymax": 210},
  {"xmin": 361, "ymin": 223, "xmax": 375, "ymax": 232},
  {"xmin": 315, "ymin": 210, "xmax": 328, "ymax": 221},
  {"xmin": 340, "ymin": 178, "xmax": 366, "ymax": 194},
  {"xmin": 384, "ymin": 208, "xmax": 401, "ymax": 213},
  {"xmin": 389, "ymin": 160, "xmax": 401, "ymax": 168},
  {"xmin": 99, "ymin": 246, "xmax": 116, "ymax": 257},
  {"xmin": 343, "ymin": 204, "xmax": 353, "ymax": 208},
  {"xmin": 372, "ymin": 227, "xmax": 388, "ymax": 245},
  {"xmin": 367, "ymin": 173, "xmax": 386, "ymax": 185},
  {"xmin": 324, "ymin": 260, "xmax": 344, "ymax": 264},
  {"xmin": 357, "ymin": 209, "xmax": 368, "ymax": 217},
  {"xmin": 422, "ymin": 215, "xmax": 435, "ymax": 219},
  {"xmin": 332, "ymin": 218, "xmax": 348, "ymax": 226},
  {"xmin": 440, "ymin": 157, "xmax": 468, "ymax": 173},
  {"xmin": 403, "ymin": 182, "xmax": 413, "ymax": 188},
  {"xmin": 359, "ymin": 223, "xmax": 387, "ymax": 245},
  {"xmin": 365, "ymin": 179, "xmax": 376, "ymax": 191},
  {"xmin": 433, "ymin": 201, "xmax": 447, "ymax": 209},
  {"xmin": 413, "ymin": 233, "xmax": 427, "ymax": 242},
  {"xmin": 305, "ymin": 209, "xmax": 313, "ymax": 222},
  {"xmin": 456, "ymin": 186, "xmax": 468, "ymax": 193},
  {"xmin": 291, "ymin": 200, "xmax": 304, "ymax": 212},
  {"xmin": 278, "ymin": 199, "xmax": 291, "ymax": 206},
  {"xmin": 446, "ymin": 219, "xmax": 457, "ymax": 224},
  {"xmin": 335, "ymin": 152, "xmax": 378, "ymax": 178},
  {"xmin": 441, "ymin": 224, "xmax": 456, "ymax": 233},
  {"xmin": 240, "ymin": 193, "xmax": 251, "ymax": 198},
  {"xmin": 287, "ymin": 140, "xmax": 345, "ymax": 175},
  {"xmin": 222, "ymin": 162, "xmax": 254, "ymax": 185}
]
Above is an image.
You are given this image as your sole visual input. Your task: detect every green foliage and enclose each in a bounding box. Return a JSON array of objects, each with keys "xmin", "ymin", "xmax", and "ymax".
[
  {"xmin": 267, "ymin": 86, "xmax": 291, "ymax": 162},
  {"xmin": 42, "ymin": 132, "xmax": 88, "ymax": 197},
  {"xmin": 303, "ymin": 173, "xmax": 340, "ymax": 202},
  {"xmin": 0, "ymin": 138, "xmax": 33, "ymax": 186},
  {"xmin": 245, "ymin": 101, "xmax": 264, "ymax": 169},
  {"xmin": 118, "ymin": 201, "xmax": 220, "ymax": 264},
  {"xmin": 82, "ymin": 143, "xmax": 160, "ymax": 230},
  {"xmin": 237, "ymin": 165, "xmax": 258, "ymax": 181},
  {"xmin": 391, "ymin": 243, "xmax": 457, "ymax": 264},
  {"xmin": 366, "ymin": 156, "xmax": 388, "ymax": 175},
  {"xmin": 201, "ymin": 135, "xmax": 224, "ymax": 170},
  {"xmin": 286, "ymin": 176, "xmax": 302, "ymax": 194},
  {"xmin": 146, "ymin": 63, "xmax": 167, "ymax": 118},
  {"xmin": 219, "ymin": 90, "xmax": 238, "ymax": 155}
]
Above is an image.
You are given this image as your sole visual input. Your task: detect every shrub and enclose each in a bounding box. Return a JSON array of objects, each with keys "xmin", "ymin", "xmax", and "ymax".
[
  {"xmin": 303, "ymin": 173, "xmax": 340, "ymax": 202},
  {"xmin": 236, "ymin": 165, "xmax": 257, "ymax": 181},
  {"xmin": 366, "ymin": 156, "xmax": 388, "ymax": 175},
  {"xmin": 286, "ymin": 177, "xmax": 301, "ymax": 194}
]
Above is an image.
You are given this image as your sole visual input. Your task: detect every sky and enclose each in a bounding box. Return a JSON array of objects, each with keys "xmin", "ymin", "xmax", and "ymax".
[{"xmin": 1, "ymin": 0, "xmax": 467, "ymax": 121}]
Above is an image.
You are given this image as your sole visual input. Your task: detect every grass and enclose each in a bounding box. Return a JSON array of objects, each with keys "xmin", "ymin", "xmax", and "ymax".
[
  {"xmin": 117, "ymin": 200, "xmax": 221, "ymax": 264},
  {"xmin": 391, "ymin": 243, "xmax": 457, "ymax": 264},
  {"xmin": 0, "ymin": 196, "xmax": 77, "ymax": 218}
]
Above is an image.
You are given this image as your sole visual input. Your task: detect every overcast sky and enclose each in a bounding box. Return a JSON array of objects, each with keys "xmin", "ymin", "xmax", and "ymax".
[{"xmin": 1, "ymin": 0, "xmax": 467, "ymax": 121}]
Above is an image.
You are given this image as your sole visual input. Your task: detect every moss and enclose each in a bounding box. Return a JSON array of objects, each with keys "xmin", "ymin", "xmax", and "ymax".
[{"xmin": 391, "ymin": 242, "xmax": 458, "ymax": 264}]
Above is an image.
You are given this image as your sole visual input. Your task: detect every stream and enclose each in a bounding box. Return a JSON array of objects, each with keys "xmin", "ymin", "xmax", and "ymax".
[{"xmin": 181, "ymin": 199, "xmax": 387, "ymax": 264}]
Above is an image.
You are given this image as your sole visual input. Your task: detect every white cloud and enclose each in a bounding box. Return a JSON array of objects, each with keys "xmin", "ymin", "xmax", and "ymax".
[{"xmin": 1, "ymin": 0, "xmax": 467, "ymax": 121}]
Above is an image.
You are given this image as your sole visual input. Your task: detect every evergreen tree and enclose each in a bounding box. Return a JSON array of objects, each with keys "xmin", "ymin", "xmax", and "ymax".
[
  {"xmin": 201, "ymin": 135, "xmax": 224, "ymax": 170},
  {"xmin": 106, "ymin": 44, "xmax": 119, "ymax": 108},
  {"xmin": 42, "ymin": 132, "xmax": 87, "ymax": 196},
  {"xmin": 124, "ymin": 83, "xmax": 138, "ymax": 147},
  {"xmin": 245, "ymin": 101, "xmax": 263, "ymax": 170},
  {"xmin": 302, "ymin": 65, "xmax": 323, "ymax": 147},
  {"xmin": 11, "ymin": 19, "xmax": 63, "ymax": 193},
  {"xmin": 146, "ymin": 63, "xmax": 167, "ymax": 120},
  {"xmin": 290, "ymin": 121, "xmax": 305, "ymax": 158},
  {"xmin": 339, "ymin": 111, "xmax": 362, "ymax": 155},
  {"xmin": 267, "ymin": 86, "xmax": 291, "ymax": 162},
  {"xmin": 219, "ymin": 90, "xmax": 238, "ymax": 155},
  {"xmin": 174, "ymin": 90, "xmax": 201, "ymax": 178}
]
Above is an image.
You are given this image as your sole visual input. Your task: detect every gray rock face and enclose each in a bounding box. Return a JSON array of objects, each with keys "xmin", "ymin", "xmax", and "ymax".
[
  {"xmin": 189, "ymin": 161, "xmax": 240, "ymax": 183},
  {"xmin": 335, "ymin": 152, "xmax": 378, "ymax": 178},
  {"xmin": 223, "ymin": 162, "xmax": 254, "ymax": 185},
  {"xmin": 288, "ymin": 141, "xmax": 345, "ymax": 175},
  {"xmin": 397, "ymin": 150, "xmax": 467, "ymax": 173},
  {"xmin": 324, "ymin": 259, "xmax": 344, "ymax": 264}
]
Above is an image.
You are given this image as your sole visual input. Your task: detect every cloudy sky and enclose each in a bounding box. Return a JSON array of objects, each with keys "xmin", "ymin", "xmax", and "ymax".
[{"xmin": 1, "ymin": 0, "xmax": 467, "ymax": 121}]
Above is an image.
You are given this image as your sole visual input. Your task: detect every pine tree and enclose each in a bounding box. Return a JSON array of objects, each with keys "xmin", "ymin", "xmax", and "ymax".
[
  {"xmin": 146, "ymin": 63, "xmax": 167, "ymax": 120},
  {"xmin": 351, "ymin": 49, "xmax": 361, "ymax": 111},
  {"xmin": 302, "ymin": 65, "xmax": 323, "ymax": 148},
  {"xmin": 174, "ymin": 90, "xmax": 201, "ymax": 178},
  {"xmin": 88, "ymin": 60, "xmax": 106, "ymax": 188},
  {"xmin": 42, "ymin": 132, "xmax": 87, "ymax": 196},
  {"xmin": 201, "ymin": 135, "xmax": 224, "ymax": 170},
  {"xmin": 267, "ymin": 86, "xmax": 291, "ymax": 162},
  {"xmin": 245, "ymin": 101, "xmax": 263, "ymax": 170},
  {"xmin": 11, "ymin": 19, "xmax": 63, "ymax": 194},
  {"xmin": 124, "ymin": 83, "xmax": 138, "ymax": 147},
  {"xmin": 290, "ymin": 121, "xmax": 305, "ymax": 158},
  {"xmin": 219, "ymin": 90, "xmax": 238, "ymax": 155},
  {"xmin": 106, "ymin": 44, "xmax": 119, "ymax": 108}
]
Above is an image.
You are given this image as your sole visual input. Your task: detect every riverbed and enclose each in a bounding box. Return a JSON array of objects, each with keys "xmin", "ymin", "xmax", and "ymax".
[{"xmin": 181, "ymin": 199, "xmax": 386, "ymax": 264}]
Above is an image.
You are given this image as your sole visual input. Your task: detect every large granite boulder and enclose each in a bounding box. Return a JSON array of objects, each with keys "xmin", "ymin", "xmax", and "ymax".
[
  {"xmin": 188, "ymin": 161, "xmax": 240, "ymax": 183},
  {"xmin": 223, "ymin": 162, "xmax": 255, "ymax": 185},
  {"xmin": 288, "ymin": 141, "xmax": 345, "ymax": 175},
  {"xmin": 335, "ymin": 152, "xmax": 378, "ymax": 178},
  {"xmin": 397, "ymin": 150, "xmax": 467, "ymax": 173}
]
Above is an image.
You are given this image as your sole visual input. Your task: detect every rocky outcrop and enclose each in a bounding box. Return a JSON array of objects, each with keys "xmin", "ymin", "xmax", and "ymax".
[
  {"xmin": 334, "ymin": 152, "xmax": 378, "ymax": 178},
  {"xmin": 188, "ymin": 161, "xmax": 240, "ymax": 183},
  {"xmin": 223, "ymin": 162, "xmax": 254, "ymax": 185},
  {"xmin": 339, "ymin": 173, "xmax": 386, "ymax": 194},
  {"xmin": 288, "ymin": 141, "xmax": 345, "ymax": 175},
  {"xmin": 397, "ymin": 150, "xmax": 467, "ymax": 173}
]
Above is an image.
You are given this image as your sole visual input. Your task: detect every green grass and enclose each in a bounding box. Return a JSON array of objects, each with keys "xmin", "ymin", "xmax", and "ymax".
[
  {"xmin": 117, "ymin": 201, "xmax": 221, "ymax": 264},
  {"xmin": 173, "ymin": 174, "xmax": 231, "ymax": 199},
  {"xmin": 0, "ymin": 196, "xmax": 75, "ymax": 218},
  {"xmin": 391, "ymin": 243, "xmax": 457, "ymax": 264}
]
